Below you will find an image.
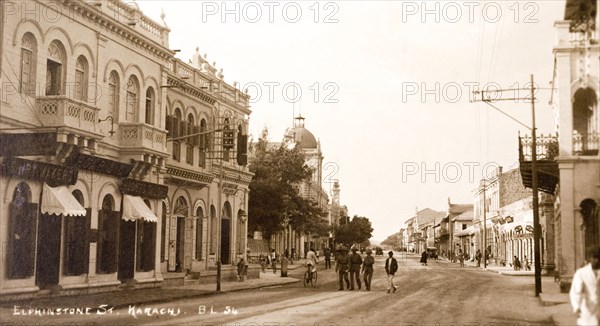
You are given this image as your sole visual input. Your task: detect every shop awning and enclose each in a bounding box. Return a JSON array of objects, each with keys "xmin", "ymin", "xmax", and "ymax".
[
  {"xmin": 41, "ymin": 183, "xmax": 86, "ymax": 217},
  {"xmin": 122, "ymin": 195, "xmax": 157, "ymax": 223}
]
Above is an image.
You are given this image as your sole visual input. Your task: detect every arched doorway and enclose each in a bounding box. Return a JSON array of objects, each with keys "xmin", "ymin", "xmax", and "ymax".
[
  {"xmin": 174, "ymin": 196, "xmax": 188, "ymax": 272},
  {"xmin": 221, "ymin": 202, "xmax": 232, "ymax": 264}
]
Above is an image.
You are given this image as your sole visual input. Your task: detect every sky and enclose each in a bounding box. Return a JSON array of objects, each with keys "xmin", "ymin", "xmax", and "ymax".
[{"xmin": 137, "ymin": 0, "xmax": 565, "ymax": 242}]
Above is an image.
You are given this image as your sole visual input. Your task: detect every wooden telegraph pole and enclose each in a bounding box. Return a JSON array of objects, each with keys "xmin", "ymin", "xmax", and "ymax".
[{"xmin": 473, "ymin": 74, "xmax": 542, "ymax": 296}]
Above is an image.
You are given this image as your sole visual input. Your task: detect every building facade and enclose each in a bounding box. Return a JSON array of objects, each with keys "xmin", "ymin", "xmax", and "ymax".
[
  {"xmin": 541, "ymin": 0, "xmax": 600, "ymax": 291},
  {"xmin": 0, "ymin": 0, "xmax": 251, "ymax": 297}
]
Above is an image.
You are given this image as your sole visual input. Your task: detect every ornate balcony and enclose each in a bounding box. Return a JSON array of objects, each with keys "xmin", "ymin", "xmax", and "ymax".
[
  {"xmin": 518, "ymin": 134, "xmax": 559, "ymax": 194},
  {"xmin": 36, "ymin": 96, "xmax": 100, "ymax": 136},
  {"xmin": 119, "ymin": 123, "xmax": 168, "ymax": 156},
  {"xmin": 573, "ymin": 131, "xmax": 600, "ymax": 156}
]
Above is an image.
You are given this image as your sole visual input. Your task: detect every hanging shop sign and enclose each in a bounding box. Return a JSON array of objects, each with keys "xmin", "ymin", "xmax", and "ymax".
[
  {"xmin": 120, "ymin": 178, "xmax": 168, "ymax": 199},
  {"xmin": 1, "ymin": 157, "xmax": 77, "ymax": 186}
]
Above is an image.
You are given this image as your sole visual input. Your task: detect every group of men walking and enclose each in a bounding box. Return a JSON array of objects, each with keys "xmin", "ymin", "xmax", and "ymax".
[{"xmin": 333, "ymin": 247, "xmax": 398, "ymax": 293}]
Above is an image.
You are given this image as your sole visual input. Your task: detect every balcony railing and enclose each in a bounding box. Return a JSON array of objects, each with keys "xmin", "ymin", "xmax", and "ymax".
[
  {"xmin": 518, "ymin": 133, "xmax": 559, "ymax": 161},
  {"xmin": 573, "ymin": 131, "xmax": 599, "ymax": 156},
  {"xmin": 36, "ymin": 96, "xmax": 99, "ymax": 133},
  {"xmin": 119, "ymin": 123, "xmax": 168, "ymax": 154},
  {"xmin": 518, "ymin": 133, "xmax": 559, "ymax": 194}
]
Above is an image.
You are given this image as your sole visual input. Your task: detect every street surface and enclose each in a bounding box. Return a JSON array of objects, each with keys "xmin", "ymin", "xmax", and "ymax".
[{"xmin": 1, "ymin": 253, "xmax": 554, "ymax": 325}]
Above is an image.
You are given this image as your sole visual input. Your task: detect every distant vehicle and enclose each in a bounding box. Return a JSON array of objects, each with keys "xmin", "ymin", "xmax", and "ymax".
[{"xmin": 375, "ymin": 247, "xmax": 384, "ymax": 256}]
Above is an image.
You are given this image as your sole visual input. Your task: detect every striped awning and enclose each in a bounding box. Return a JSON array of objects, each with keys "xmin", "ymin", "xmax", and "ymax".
[
  {"xmin": 122, "ymin": 195, "xmax": 157, "ymax": 223},
  {"xmin": 41, "ymin": 183, "xmax": 86, "ymax": 217}
]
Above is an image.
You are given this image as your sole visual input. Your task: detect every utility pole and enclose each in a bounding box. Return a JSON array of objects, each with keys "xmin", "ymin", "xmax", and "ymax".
[
  {"xmin": 473, "ymin": 74, "xmax": 542, "ymax": 296},
  {"xmin": 483, "ymin": 180, "xmax": 487, "ymax": 269}
]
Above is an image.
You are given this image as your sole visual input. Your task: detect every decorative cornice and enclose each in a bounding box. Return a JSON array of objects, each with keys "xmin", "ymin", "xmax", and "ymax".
[
  {"xmin": 166, "ymin": 76, "xmax": 217, "ymax": 105},
  {"xmin": 166, "ymin": 167, "xmax": 213, "ymax": 183},
  {"xmin": 62, "ymin": 0, "xmax": 174, "ymax": 62}
]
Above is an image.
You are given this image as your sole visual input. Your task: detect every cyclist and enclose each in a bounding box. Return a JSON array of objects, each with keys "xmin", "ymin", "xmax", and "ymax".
[{"xmin": 306, "ymin": 247, "xmax": 318, "ymax": 280}]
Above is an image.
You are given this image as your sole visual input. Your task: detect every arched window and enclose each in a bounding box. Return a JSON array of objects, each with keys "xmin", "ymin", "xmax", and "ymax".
[
  {"xmin": 74, "ymin": 56, "xmax": 88, "ymax": 101},
  {"xmin": 172, "ymin": 108, "xmax": 182, "ymax": 161},
  {"xmin": 64, "ymin": 190, "xmax": 90, "ymax": 276},
  {"xmin": 20, "ymin": 33, "xmax": 37, "ymax": 96},
  {"xmin": 145, "ymin": 87, "xmax": 155, "ymax": 125},
  {"xmin": 196, "ymin": 207, "xmax": 204, "ymax": 260},
  {"xmin": 46, "ymin": 41, "xmax": 65, "ymax": 95},
  {"xmin": 7, "ymin": 182, "xmax": 36, "ymax": 279},
  {"xmin": 573, "ymin": 87, "xmax": 599, "ymax": 155},
  {"xmin": 108, "ymin": 71, "xmax": 120, "ymax": 121},
  {"xmin": 97, "ymin": 194, "xmax": 119, "ymax": 274},
  {"xmin": 125, "ymin": 76, "xmax": 139, "ymax": 122}
]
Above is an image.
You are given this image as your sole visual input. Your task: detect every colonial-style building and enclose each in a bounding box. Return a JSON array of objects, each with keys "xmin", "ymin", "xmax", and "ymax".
[
  {"xmin": 520, "ymin": 0, "xmax": 600, "ymax": 292},
  {"xmin": 407, "ymin": 208, "xmax": 445, "ymax": 254},
  {"xmin": 473, "ymin": 167, "xmax": 550, "ymax": 268},
  {"xmin": 276, "ymin": 116, "xmax": 329, "ymax": 256},
  {"xmin": 437, "ymin": 200, "xmax": 471, "ymax": 257},
  {"xmin": 0, "ymin": 0, "xmax": 251, "ymax": 298}
]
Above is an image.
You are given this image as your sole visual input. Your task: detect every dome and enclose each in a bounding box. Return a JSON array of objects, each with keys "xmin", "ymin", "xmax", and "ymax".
[{"xmin": 287, "ymin": 127, "xmax": 318, "ymax": 149}]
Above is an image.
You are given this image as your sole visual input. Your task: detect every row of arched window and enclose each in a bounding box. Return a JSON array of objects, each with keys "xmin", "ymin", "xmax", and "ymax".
[{"xmin": 19, "ymin": 33, "xmax": 157, "ymax": 126}]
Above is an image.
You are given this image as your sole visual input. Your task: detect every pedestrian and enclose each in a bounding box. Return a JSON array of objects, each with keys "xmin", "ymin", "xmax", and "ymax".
[
  {"xmin": 476, "ymin": 249, "xmax": 482, "ymax": 267},
  {"xmin": 285, "ymin": 248, "xmax": 289, "ymax": 259},
  {"xmin": 237, "ymin": 258, "xmax": 245, "ymax": 281},
  {"xmin": 270, "ymin": 249, "xmax": 277, "ymax": 273},
  {"xmin": 513, "ymin": 256, "xmax": 521, "ymax": 271},
  {"xmin": 291, "ymin": 248, "xmax": 296, "ymax": 264},
  {"xmin": 324, "ymin": 247, "xmax": 332, "ymax": 269},
  {"xmin": 569, "ymin": 246, "xmax": 600, "ymax": 326},
  {"xmin": 335, "ymin": 246, "xmax": 350, "ymax": 290},
  {"xmin": 362, "ymin": 249, "xmax": 375, "ymax": 291},
  {"xmin": 458, "ymin": 249, "xmax": 465, "ymax": 267},
  {"xmin": 349, "ymin": 247, "xmax": 363, "ymax": 290},
  {"xmin": 420, "ymin": 250, "xmax": 428, "ymax": 266},
  {"xmin": 259, "ymin": 254, "xmax": 266, "ymax": 273},
  {"xmin": 524, "ymin": 256, "xmax": 531, "ymax": 271},
  {"xmin": 316, "ymin": 249, "xmax": 320, "ymax": 262},
  {"xmin": 385, "ymin": 251, "xmax": 398, "ymax": 294}
]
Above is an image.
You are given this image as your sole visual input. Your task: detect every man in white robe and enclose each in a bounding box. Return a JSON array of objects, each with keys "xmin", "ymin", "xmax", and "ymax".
[{"xmin": 570, "ymin": 247, "xmax": 600, "ymax": 326}]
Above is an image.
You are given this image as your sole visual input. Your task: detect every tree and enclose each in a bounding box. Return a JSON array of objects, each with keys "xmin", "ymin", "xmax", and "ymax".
[
  {"xmin": 334, "ymin": 215, "xmax": 373, "ymax": 246},
  {"xmin": 381, "ymin": 232, "xmax": 401, "ymax": 247},
  {"xmin": 248, "ymin": 128, "xmax": 327, "ymax": 239}
]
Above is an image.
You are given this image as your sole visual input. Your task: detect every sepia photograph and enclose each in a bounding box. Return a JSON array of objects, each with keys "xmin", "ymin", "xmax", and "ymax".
[{"xmin": 0, "ymin": 0, "xmax": 599, "ymax": 325}]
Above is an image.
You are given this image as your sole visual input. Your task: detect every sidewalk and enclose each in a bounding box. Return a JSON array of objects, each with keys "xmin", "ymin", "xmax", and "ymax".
[{"xmin": 0, "ymin": 272, "xmax": 300, "ymax": 310}]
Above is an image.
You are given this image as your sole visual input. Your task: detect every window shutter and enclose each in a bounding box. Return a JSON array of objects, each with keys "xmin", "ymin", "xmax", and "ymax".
[
  {"xmin": 166, "ymin": 115, "xmax": 173, "ymax": 138},
  {"xmin": 180, "ymin": 121, "xmax": 188, "ymax": 141},
  {"xmin": 192, "ymin": 126, "xmax": 200, "ymax": 146},
  {"xmin": 172, "ymin": 117, "xmax": 180, "ymax": 138}
]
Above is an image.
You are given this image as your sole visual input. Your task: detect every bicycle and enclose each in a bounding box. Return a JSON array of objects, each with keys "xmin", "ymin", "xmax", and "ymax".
[{"xmin": 303, "ymin": 264, "xmax": 317, "ymax": 287}]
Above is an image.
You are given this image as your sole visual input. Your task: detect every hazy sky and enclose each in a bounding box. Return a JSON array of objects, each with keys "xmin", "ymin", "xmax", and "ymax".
[{"xmin": 137, "ymin": 0, "xmax": 565, "ymax": 241}]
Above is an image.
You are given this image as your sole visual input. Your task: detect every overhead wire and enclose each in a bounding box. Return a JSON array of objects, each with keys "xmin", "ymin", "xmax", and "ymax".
[{"xmin": 1, "ymin": 52, "xmax": 45, "ymax": 126}]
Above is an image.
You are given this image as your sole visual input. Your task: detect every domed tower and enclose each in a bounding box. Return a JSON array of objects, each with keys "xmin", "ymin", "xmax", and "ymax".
[{"xmin": 284, "ymin": 116, "xmax": 323, "ymax": 187}]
